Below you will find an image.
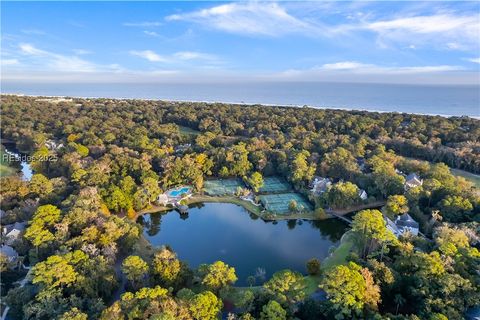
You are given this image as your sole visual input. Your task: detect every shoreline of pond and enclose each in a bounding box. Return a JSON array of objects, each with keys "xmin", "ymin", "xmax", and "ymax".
[
  {"xmin": 136, "ymin": 194, "xmax": 385, "ymax": 222},
  {"xmin": 136, "ymin": 194, "xmax": 326, "ymax": 221}
]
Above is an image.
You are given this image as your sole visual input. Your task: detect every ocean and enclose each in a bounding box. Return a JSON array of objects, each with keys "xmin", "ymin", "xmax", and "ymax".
[{"xmin": 2, "ymin": 81, "xmax": 479, "ymax": 118}]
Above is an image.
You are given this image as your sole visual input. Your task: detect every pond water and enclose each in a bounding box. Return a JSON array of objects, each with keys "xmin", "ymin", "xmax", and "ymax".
[
  {"xmin": 138, "ymin": 202, "xmax": 348, "ymax": 285},
  {"xmin": 2, "ymin": 146, "xmax": 33, "ymax": 181}
]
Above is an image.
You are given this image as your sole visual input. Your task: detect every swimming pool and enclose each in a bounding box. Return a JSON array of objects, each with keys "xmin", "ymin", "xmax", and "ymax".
[{"xmin": 167, "ymin": 186, "xmax": 191, "ymax": 197}]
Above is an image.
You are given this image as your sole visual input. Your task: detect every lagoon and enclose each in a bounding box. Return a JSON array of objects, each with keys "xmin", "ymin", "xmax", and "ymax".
[{"xmin": 139, "ymin": 202, "xmax": 348, "ymax": 286}]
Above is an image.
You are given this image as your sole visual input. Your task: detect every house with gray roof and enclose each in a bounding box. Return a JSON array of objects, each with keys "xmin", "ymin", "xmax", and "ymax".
[
  {"xmin": 385, "ymin": 213, "xmax": 419, "ymax": 237},
  {"xmin": 404, "ymin": 173, "xmax": 423, "ymax": 190},
  {"xmin": 311, "ymin": 177, "xmax": 332, "ymax": 195},
  {"xmin": 2, "ymin": 222, "xmax": 26, "ymax": 245}
]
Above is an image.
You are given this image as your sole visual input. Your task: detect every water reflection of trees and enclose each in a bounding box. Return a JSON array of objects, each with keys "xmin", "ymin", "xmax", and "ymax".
[
  {"xmin": 308, "ymin": 219, "xmax": 348, "ymax": 242},
  {"xmin": 146, "ymin": 213, "xmax": 163, "ymax": 236},
  {"xmin": 287, "ymin": 219, "xmax": 297, "ymax": 230}
]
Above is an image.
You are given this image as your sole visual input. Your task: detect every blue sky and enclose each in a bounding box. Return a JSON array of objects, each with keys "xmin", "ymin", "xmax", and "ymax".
[{"xmin": 1, "ymin": 1, "xmax": 479, "ymax": 84}]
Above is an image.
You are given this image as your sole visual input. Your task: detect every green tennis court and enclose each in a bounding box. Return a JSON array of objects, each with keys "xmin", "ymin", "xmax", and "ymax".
[
  {"xmin": 204, "ymin": 179, "xmax": 245, "ymax": 196},
  {"xmin": 258, "ymin": 176, "xmax": 292, "ymax": 194},
  {"xmin": 259, "ymin": 192, "xmax": 313, "ymax": 214}
]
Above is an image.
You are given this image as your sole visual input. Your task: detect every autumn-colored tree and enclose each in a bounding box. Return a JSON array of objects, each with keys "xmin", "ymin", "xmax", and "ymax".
[
  {"xmin": 263, "ymin": 269, "xmax": 306, "ymax": 304},
  {"xmin": 201, "ymin": 261, "xmax": 237, "ymax": 292},
  {"xmin": 122, "ymin": 255, "xmax": 149, "ymax": 288}
]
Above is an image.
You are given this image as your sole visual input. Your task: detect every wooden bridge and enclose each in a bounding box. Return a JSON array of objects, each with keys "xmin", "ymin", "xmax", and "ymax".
[
  {"xmin": 325, "ymin": 201, "xmax": 386, "ymax": 225},
  {"xmin": 327, "ymin": 212, "xmax": 353, "ymax": 225}
]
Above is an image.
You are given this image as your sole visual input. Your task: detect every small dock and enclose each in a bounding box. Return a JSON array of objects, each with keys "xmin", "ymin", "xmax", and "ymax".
[{"xmin": 328, "ymin": 212, "xmax": 353, "ymax": 225}]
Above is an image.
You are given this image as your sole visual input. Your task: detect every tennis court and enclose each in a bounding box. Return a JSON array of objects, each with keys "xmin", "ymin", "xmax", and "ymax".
[
  {"xmin": 259, "ymin": 192, "xmax": 313, "ymax": 214},
  {"xmin": 258, "ymin": 176, "xmax": 292, "ymax": 194},
  {"xmin": 204, "ymin": 179, "xmax": 245, "ymax": 196}
]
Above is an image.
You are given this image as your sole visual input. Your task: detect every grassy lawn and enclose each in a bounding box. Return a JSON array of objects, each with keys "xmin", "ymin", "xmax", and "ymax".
[
  {"xmin": 451, "ymin": 168, "xmax": 480, "ymax": 188},
  {"xmin": 321, "ymin": 230, "xmax": 356, "ymax": 271},
  {"xmin": 302, "ymin": 231, "xmax": 357, "ymax": 296}
]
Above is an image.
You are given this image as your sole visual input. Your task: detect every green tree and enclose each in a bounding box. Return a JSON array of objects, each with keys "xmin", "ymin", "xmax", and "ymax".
[
  {"xmin": 245, "ymin": 171, "xmax": 264, "ymax": 192},
  {"xmin": 306, "ymin": 258, "xmax": 321, "ymax": 276},
  {"xmin": 288, "ymin": 199, "xmax": 297, "ymax": 212},
  {"xmin": 153, "ymin": 246, "xmax": 182, "ymax": 286},
  {"xmin": 320, "ymin": 262, "xmax": 380, "ymax": 319},
  {"xmin": 24, "ymin": 205, "xmax": 62, "ymax": 252},
  {"xmin": 434, "ymin": 226, "xmax": 470, "ymax": 256},
  {"xmin": 59, "ymin": 308, "xmax": 88, "ymax": 320},
  {"xmin": 440, "ymin": 195, "xmax": 473, "ymax": 222},
  {"xmin": 260, "ymin": 300, "xmax": 286, "ymax": 320},
  {"xmin": 29, "ymin": 173, "xmax": 54, "ymax": 198},
  {"xmin": 201, "ymin": 261, "xmax": 237, "ymax": 292},
  {"xmin": 384, "ymin": 195, "xmax": 409, "ymax": 218},
  {"xmin": 189, "ymin": 291, "xmax": 223, "ymax": 320},
  {"xmin": 290, "ymin": 150, "xmax": 315, "ymax": 187},
  {"xmin": 325, "ymin": 181, "xmax": 360, "ymax": 209},
  {"xmin": 352, "ymin": 209, "xmax": 395, "ymax": 258},
  {"xmin": 32, "ymin": 253, "xmax": 81, "ymax": 290},
  {"xmin": 321, "ymin": 147, "xmax": 360, "ymax": 180},
  {"xmin": 122, "ymin": 255, "xmax": 149, "ymax": 287},
  {"xmin": 263, "ymin": 269, "xmax": 306, "ymax": 304}
]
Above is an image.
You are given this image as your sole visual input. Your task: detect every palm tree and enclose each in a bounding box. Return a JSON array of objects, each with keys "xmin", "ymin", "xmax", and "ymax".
[{"xmin": 394, "ymin": 294, "xmax": 406, "ymax": 315}]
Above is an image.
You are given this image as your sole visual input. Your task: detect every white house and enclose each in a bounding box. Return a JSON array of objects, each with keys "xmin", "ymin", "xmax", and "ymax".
[
  {"xmin": 358, "ymin": 189, "xmax": 368, "ymax": 201},
  {"xmin": 311, "ymin": 177, "xmax": 332, "ymax": 195},
  {"xmin": 2, "ymin": 222, "xmax": 26, "ymax": 245},
  {"xmin": 404, "ymin": 173, "xmax": 423, "ymax": 190},
  {"xmin": 385, "ymin": 214, "xmax": 419, "ymax": 237},
  {"xmin": 157, "ymin": 194, "xmax": 169, "ymax": 206}
]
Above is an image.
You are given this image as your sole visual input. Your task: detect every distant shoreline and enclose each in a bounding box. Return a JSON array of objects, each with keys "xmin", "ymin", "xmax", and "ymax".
[{"xmin": 2, "ymin": 92, "xmax": 479, "ymax": 120}]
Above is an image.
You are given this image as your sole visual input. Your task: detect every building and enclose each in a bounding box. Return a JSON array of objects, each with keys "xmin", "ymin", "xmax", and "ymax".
[
  {"xmin": 405, "ymin": 173, "xmax": 423, "ymax": 190},
  {"xmin": 45, "ymin": 139, "xmax": 64, "ymax": 151},
  {"xmin": 385, "ymin": 214, "xmax": 420, "ymax": 237},
  {"xmin": 0, "ymin": 245, "xmax": 19, "ymax": 263},
  {"xmin": 310, "ymin": 177, "xmax": 332, "ymax": 195},
  {"xmin": 358, "ymin": 189, "xmax": 368, "ymax": 201},
  {"xmin": 157, "ymin": 194, "xmax": 169, "ymax": 206},
  {"xmin": 175, "ymin": 143, "xmax": 192, "ymax": 154},
  {"xmin": 2, "ymin": 222, "xmax": 26, "ymax": 245}
]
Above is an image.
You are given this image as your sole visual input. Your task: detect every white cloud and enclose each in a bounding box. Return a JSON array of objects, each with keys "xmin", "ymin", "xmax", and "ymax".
[
  {"xmin": 164, "ymin": 2, "xmax": 479, "ymax": 51},
  {"xmin": 1, "ymin": 59, "xmax": 19, "ymax": 66},
  {"xmin": 123, "ymin": 21, "xmax": 162, "ymax": 27},
  {"xmin": 166, "ymin": 2, "xmax": 322, "ymax": 37},
  {"xmin": 18, "ymin": 43, "xmax": 116, "ymax": 73},
  {"xmin": 318, "ymin": 61, "xmax": 463, "ymax": 74},
  {"xmin": 321, "ymin": 61, "xmax": 374, "ymax": 70},
  {"xmin": 269, "ymin": 62, "xmax": 476, "ymax": 85},
  {"xmin": 130, "ymin": 50, "xmax": 220, "ymax": 64},
  {"xmin": 465, "ymin": 57, "xmax": 480, "ymax": 64},
  {"xmin": 362, "ymin": 13, "xmax": 480, "ymax": 50},
  {"xmin": 143, "ymin": 30, "xmax": 160, "ymax": 37},
  {"xmin": 129, "ymin": 50, "xmax": 167, "ymax": 62},
  {"xmin": 173, "ymin": 51, "xmax": 216, "ymax": 61}
]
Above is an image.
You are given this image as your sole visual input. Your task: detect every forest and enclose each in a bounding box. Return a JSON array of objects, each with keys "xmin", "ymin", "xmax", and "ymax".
[{"xmin": 0, "ymin": 94, "xmax": 479, "ymax": 320}]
